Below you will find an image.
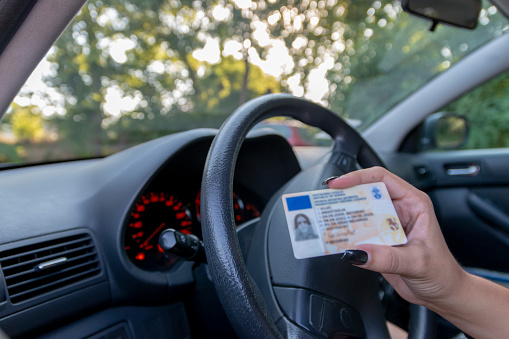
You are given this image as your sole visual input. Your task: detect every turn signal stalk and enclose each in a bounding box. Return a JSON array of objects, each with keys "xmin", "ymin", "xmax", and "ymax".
[{"xmin": 159, "ymin": 229, "xmax": 207, "ymax": 263}]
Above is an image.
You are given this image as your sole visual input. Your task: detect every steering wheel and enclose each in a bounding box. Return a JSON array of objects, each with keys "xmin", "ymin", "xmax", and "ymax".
[{"xmin": 201, "ymin": 94, "xmax": 435, "ymax": 338}]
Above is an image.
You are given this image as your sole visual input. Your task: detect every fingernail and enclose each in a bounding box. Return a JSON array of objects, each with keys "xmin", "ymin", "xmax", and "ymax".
[
  {"xmin": 342, "ymin": 250, "xmax": 368, "ymax": 265},
  {"xmin": 322, "ymin": 176, "xmax": 340, "ymax": 186}
]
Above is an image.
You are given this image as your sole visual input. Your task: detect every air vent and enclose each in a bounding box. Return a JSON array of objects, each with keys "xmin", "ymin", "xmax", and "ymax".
[{"xmin": 0, "ymin": 233, "xmax": 101, "ymax": 304}]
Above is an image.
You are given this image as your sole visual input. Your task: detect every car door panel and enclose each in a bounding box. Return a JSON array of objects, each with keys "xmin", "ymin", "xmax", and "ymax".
[
  {"xmin": 383, "ymin": 149, "xmax": 509, "ymax": 274},
  {"xmin": 430, "ymin": 187, "xmax": 509, "ymax": 272}
]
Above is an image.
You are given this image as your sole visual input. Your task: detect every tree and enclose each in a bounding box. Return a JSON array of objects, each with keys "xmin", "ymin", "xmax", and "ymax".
[
  {"xmin": 43, "ymin": 0, "xmax": 283, "ymax": 156},
  {"xmin": 3, "ymin": 0, "xmax": 508, "ymax": 163},
  {"xmin": 9, "ymin": 104, "xmax": 45, "ymax": 143},
  {"xmin": 444, "ymin": 70, "xmax": 509, "ymax": 149}
]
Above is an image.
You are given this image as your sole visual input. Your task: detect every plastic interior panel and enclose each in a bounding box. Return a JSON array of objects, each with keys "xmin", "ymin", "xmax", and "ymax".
[
  {"xmin": 0, "ymin": 229, "xmax": 108, "ymax": 320},
  {"xmin": 38, "ymin": 303, "xmax": 190, "ymax": 339}
]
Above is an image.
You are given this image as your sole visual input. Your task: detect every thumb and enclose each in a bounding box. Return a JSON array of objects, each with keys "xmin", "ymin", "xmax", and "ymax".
[{"xmin": 342, "ymin": 244, "xmax": 420, "ymax": 276}]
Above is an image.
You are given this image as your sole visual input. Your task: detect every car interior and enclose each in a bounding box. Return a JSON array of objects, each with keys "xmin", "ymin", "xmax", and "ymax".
[{"xmin": 1, "ymin": 0, "xmax": 509, "ymax": 338}]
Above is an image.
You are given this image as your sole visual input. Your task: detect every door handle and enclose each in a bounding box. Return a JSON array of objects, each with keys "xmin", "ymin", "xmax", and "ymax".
[{"xmin": 445, "ymin": 164, "xmax": 480, "ymax": 176}]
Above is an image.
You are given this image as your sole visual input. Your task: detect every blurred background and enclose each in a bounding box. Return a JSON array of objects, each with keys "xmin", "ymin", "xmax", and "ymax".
[{"xmin": 1, "ymin": 0, "xmax": 507, "ymax": 164}]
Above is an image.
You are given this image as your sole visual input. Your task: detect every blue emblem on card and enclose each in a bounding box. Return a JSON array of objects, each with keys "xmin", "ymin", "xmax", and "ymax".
[
  {"xmin": 286, "ymin": 195, "xmax": 312, "ymax": 211},
  {"xmin": 371, "ymin": 186, "xmax": 382, "ymax": 199}
]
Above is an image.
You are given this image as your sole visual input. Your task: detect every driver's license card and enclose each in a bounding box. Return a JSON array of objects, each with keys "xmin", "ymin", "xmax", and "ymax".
[{"xmin": 282, "ymin": 183, "xmax": 407, "ymax": 259}]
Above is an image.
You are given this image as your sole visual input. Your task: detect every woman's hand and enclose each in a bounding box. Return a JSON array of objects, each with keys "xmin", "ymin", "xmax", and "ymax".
[
  {"xmin": 326, "ymin": 166, "xmax": 466, "ymax": 308},
  {"xmin": 326, "ymin": 167, "xmax": 509, "ymax": 339}
]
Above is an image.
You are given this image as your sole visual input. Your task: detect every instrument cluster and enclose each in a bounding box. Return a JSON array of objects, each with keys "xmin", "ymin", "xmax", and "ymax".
[{"xmin": 124, "ymin": 187, "xmax": 261, "ymax": 271}]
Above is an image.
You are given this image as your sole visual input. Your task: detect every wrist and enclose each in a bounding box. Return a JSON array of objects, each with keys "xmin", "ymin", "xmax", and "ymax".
[
  {"xmin": 422, "ymin": 266, "xmax": 472, "ymax": 316},
  {"xmin": 423, "ymin": 269, "xmax": 486, "ymax": 331},
  {"xmin": 423, "ymin": 271, "xmax": 509, "ymax": 338}
]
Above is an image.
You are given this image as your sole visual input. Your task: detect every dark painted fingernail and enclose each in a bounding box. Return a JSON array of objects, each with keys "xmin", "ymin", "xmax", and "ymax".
[
  {"xmin": 322, "ymin": 176, "xmax": 340, "ymax": 186},
  {"xmin": 342, "ymin": 250, "xmax": 368, "ymax": 265}
]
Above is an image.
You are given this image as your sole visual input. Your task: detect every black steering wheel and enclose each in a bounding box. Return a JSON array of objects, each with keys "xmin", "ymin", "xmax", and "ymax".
[{"xmin": 201, "ymin": 94, "xmax": 435, "ymax": 338}]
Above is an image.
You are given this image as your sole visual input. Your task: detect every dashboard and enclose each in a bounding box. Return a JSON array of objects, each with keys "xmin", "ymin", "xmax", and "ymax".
[
  {"xmin": 0, "ymin": 128, "xmax": 303, "ymax": 338},
  {"xmin": 3, "ymin": 125, "xmax": 509, "ymax": 339}
]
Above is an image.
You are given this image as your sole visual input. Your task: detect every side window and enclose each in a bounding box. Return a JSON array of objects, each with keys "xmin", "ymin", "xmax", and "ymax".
[{"xmin": 442, "ymin": 70, "xmax": 509, "ymax": 149}]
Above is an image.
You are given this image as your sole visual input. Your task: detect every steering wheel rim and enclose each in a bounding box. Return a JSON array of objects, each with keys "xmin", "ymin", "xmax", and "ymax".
[{"xmin": 201, "ymin": 93, "xmax": 433, "ymax": 338}]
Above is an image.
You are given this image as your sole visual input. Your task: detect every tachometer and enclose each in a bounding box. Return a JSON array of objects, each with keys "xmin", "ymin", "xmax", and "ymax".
[
  {"xmin": 244, "ymin": 202, "xmax": 261, "ymax": 221},
  {"xmin": 124, "ymin": 192, "xmax": 193, "ymax": 271},
  {"xmin": 195, "ymin": 190, "xmax": 260, "ymax": 226}
]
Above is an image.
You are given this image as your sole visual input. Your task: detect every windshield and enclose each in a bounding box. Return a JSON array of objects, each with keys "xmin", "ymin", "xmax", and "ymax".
[{"xmin": 1, "ymin": 0, "xmax": 508, "ymax": 164}]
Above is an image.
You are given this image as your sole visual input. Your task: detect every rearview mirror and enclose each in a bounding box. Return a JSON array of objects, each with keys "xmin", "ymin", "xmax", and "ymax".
[
  {"xmin": 420, "ymin": 113, "xmax": 469, "ymax": 151},
  {"xmin": 402, "ymin": 0, "xmax": 481, "ymax": 30}
]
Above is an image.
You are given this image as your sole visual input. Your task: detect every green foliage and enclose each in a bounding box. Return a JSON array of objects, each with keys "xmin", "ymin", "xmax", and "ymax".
[
  {"xmin": 2, "ymin": 0, "xmax": 509, "ymax": 163},
  {"xmin": 0, "ymin": 144, "xmax": 21, "ymax": 163},
  {"xmin": 9, "ymin": 104, "xmax": 45, "ymax": 142},
  {"xmin": 37, "ymin": 0, "xmax": 287, "ymax": 157},
  {"xmin": 443, "ymin": 71, "xmax": 509, "ymax": 149}
]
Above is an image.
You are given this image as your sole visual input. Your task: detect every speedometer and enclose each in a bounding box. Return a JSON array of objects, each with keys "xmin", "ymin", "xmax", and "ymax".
[{"xmin": 124, "ymin": 192, "xmax": 193, "ymax": 271}]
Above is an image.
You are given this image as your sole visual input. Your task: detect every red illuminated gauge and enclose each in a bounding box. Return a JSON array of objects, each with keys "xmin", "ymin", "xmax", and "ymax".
[
  {"xmin": 244, "ymin": 202, "xmax": 260, "ymax": 221},
  {"xmin": 124, "ymin": 192, "xmax": 192, "ymax": 271},
  {"xmin": 195, "ymin": 191, "xmax": 258, "ymax": 226}
]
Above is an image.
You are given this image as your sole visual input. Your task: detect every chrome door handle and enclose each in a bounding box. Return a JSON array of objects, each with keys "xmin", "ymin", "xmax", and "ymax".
[{"xmin": 446, "ymin": 164, "xmax": 480, "ymax": 176}]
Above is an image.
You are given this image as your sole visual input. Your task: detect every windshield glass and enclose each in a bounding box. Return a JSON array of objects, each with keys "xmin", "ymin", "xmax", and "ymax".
[{"xmin": 1, "ymin": 0, "xmax": 508, "ymax": 164}]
